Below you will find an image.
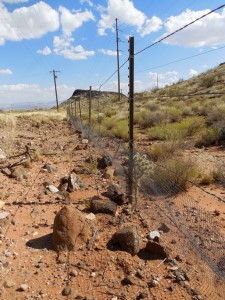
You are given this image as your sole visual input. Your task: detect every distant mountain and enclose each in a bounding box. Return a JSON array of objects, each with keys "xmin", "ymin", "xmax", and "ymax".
[{"xmin": 0, "ymin": 100, "xmax": 57, "ymax": 111}]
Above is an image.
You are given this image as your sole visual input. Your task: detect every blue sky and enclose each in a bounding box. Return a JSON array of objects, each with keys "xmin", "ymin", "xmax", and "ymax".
[{"xmin": 0, "ymin": 0, "xmax": 225, "ymax": 108}]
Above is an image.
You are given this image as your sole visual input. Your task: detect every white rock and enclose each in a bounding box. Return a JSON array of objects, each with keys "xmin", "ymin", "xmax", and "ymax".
[
  {"xmin": 82, "ymin": 139, "xmax": 88, "ymax": 144},
  {"xmin": 148, "ymin": 230, "xmax": 160, "ymax": 240},
  {"xmin": 20, "ymin": 283, "xmax": 29, "ymax": 291},
  {"xmin": 0, "ymin": 211, "xmax": 9, "ymax": 220},
  {"xmin": 47, "ymin": 185, "xmax": 59, "ymax": 193},
  {"xmin": 85, "ymin": 213, "xmax": 96, "ymax": 221}
]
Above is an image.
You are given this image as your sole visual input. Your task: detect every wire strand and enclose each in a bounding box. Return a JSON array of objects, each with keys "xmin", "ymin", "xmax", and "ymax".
[{"xmin": 135, "ymin": 4, "xmax": 225, "ymax": 56}]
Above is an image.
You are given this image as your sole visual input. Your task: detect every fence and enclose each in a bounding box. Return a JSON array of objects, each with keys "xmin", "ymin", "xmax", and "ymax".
[{"xmin": 67, "ymin": 8, "xmax": 225, "ymax": 297}]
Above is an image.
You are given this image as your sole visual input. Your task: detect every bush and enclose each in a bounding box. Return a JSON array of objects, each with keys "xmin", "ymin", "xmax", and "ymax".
[
  {"xmin": 141, "ymin": 157, "xmax": 197, "ymax": 195},
  {"xmin": 195, "ymin": 127, "xmax": 222, "ymax": 147},
  {"xmin": 148, "ymin": 141, "xmax": 182, "ymax": 161},
  {"xmin": 200, "ymin": 75, "xmax": 216, "ymax": 88},
  {"xmin": 147, "ymin": 117, "xmax": 205, "ymax": 141}
]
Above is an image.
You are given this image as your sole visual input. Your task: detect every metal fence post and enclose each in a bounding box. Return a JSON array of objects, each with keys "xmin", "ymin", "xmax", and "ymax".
[{"xmin": 128, "ymin": 36, "xmax": 134, "ymax": 205}]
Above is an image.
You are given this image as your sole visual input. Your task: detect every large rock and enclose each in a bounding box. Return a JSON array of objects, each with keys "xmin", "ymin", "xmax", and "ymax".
[
  {"xmin": 111, "ymin": 226, "xmax": 141, "ymax": 255},
  {"xmin": 102, "ymin": 183, "xmax": 126, "ymax": 205},
  {"xmin": 52, "ymin": 205, "xmax": 93, "ymax": 252},
  {"xmin": 90, "ymin": 199, "xmax": 117, "ymax": 215},
  {"xmin": 145, "ymin": 240, "xmax": 170, "ymax": 258}
]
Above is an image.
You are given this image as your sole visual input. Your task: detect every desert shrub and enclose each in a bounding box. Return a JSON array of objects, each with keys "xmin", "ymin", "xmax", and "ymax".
[
  {"xmin": 105, "ymin": 109, "xmax": 117, "ymax": 118},
  {"xmin": 144, "ymin": 101, "xmax": 159, "ymax": 111},
  {"xmin": 147, "ymin": 117, "xmax": 205, "ymax": 141},
  {"xmin": 199, "ymin": 174, "xmax": 214, "ymax": 185},
  {"xmin": 206, "ymin": 104, "xmax": 225, "ymax": 124},
  {"xmin": 141, "ymin": 157, "xmax": 197, "ymax": 195},
  {"xmin": 167, "ymin": 107, "xmax": 182, "ymax": 122},
  {"xmin": 195, "ymin": 127, "xmax": 223, "ymax": 147},
  {"xmin": 111, "ymin": 119, "xmax": 129, "ymax": 140},
  {"xmin": 200, "ymin": 75, "xmax": 216, "ymax": 88},
  {"xmin": 148, "ymin": 140, "xmax": 182, "ymax": 161},
  {"xmin": 212, "ymin": 168, "xmax": 225, "ymax": 185},
  {"xmin": 0, "ymin": 114, "xmax": 16, "ymax": 157},
  {"xmin": 182, "ymin": 106, "xmax": 193, "ymax": 116},
  {"xmin": 134, "ymin": 109, "xmax": 168, "ymax": 128}
]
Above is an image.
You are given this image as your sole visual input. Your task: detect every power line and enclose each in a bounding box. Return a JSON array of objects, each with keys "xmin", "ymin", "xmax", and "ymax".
[
  {"xmin": 98, "ymin": 59, "xmax": 129, "ymax": 90},
  {"xmin": 135, "ymin": 4, "xmax": 225, "ymax": 56},
  {"xmin": 135, "ymin": 45, "xmax": 225, "ymax": 73}
]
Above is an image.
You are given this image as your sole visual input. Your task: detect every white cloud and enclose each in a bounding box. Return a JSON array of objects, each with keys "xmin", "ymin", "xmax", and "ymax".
[
  {"xmin": 53, "ymin": 35, "xmax": 95, "ymax": 60},
  {"xmin": 0, "ymin": 83, "xmax": 75, "ymax": 107},
  {"xmin": 97, "ymin": 0, "xmax": 162, "ymax": 36},
  {"xmin": 148, "ymin": 71, "xmax": 179, "ymax": 88},
  {"xmin": 2, "ymin": 0, "xmax": 28, "ymax": 3},
  {"xmin": 37, "ymin": 46, "xmax": 52, "ymax": 55},
  {"xmin": 189, "ymin": 68, "xmax": 198, "ymax": 77},
  {"xmin": 0, "ymin": 1, "xmax": 59, "ymax": 45},
  {"xmin": 0, "ymin": 68, "xmax": 12, "ymax": 74},
  {"xmin": 163, "ymin": 8, "xmax": 225, "ymax": 47},
  {"xmin": 80, "ymin": 0, "xmax": 93, "ymax": 7},
  {"xmin": 98, "ymin": 49, "xmax": 118, "ymax": 56},
  {"xmin": 59, "ymin": 6, "xmax": 95, "ymax": 36}
]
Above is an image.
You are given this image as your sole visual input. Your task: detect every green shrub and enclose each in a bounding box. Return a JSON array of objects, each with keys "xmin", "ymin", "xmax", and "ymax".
[
  {"xmin": 200, "ymin": 75, "xmax": 216, "ymax": 88},
  {"xmin": 141, "ymin": 157, "xmax": 197, "ymax": 195},
  {"xmin": 148, "ymin": 141, "xmax": 182, "ymax": 161},
  {"xmin": 147, "ymin": 117, "xmax": 205, "ymax": 141},
  {"xmin": 195, "ymin": 127, "xmax": 222, "ymax": 147}
]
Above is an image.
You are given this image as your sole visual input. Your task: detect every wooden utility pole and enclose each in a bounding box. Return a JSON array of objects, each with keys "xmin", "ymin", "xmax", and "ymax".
[
  {"xmin": 116, "ymin": 18, "xmax": 121, "ymax": 101},
  {"xmin": 50, "ymin": 70, "xmax": 60, "ymax": 111},
  {"xmin": 89, "ymin": 86, "xmax": 92, "ymax": 136},
  {"xmin": 128, "ymin": 36, "xmax": 134, "ymax": 205}
]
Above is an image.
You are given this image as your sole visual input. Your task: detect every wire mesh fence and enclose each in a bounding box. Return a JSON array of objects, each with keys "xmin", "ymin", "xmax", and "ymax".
[{"xmin": 67, "ymin": 89, "xmax": 225, "ymax": 299}]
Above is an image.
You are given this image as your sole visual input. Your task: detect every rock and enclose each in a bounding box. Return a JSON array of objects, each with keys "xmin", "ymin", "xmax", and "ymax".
[
  {"xmin": 0, "ymin": 214, "xmax": 10, "ymax": 234},
  {"xmin": 136, "ymin": 291, "xmax": 149, "ymax": 299},
  {"xmin": 42, "ymin": 163, "xmax": 57, "ymax": 173},
  {"xmin": 1, "ymin": 168, "xmax": 11, "ymax": 176},
  {"xmin": 52, "ymin": 205, "xmax": 93, "ymax": 252},
  {"xmin": 82, "ymin": 139, "xmax": 89, "ymax": 144},
  {"xmin": 111, "ymin": 226, "xmax": 141, "ymax": 255},
  {"xmin": 148, "ymin": 230, "xmax": 161, "ymax": 242},
  {"xmin": 97, "ymin": 155, "xmax": 112, "ymax": 170},
  {"xmin": 4, "ymin": 279, "xmax": 16, "ymax": 288},
  {"xmin": 67, "ymin": 173, "xmax": 84, "ymax": 192},
  {"xmin": 69, "ymin": 270, "xmax": 78, "ymax": 277},
  {"xmin": 121, "ymin": 275, "xmax": 134, "ymax": 285},
  {"xmin": 158, "ymin": 223, "xmax": 170, "ymax": 233},
  {"xmin": 103, "ymin": 167, "xmax": 115, "ymax": 179},
  {"xmin": 62, "ymin": 286, "xmax": 71, "ymax": 296},
  {"xmin": 102, "ymin": 183, "xmax": 126, "ymax": 205},
  {"xmin": 47, "ymin": 185, "xmax": 59, "ymax": 193},
  {"xmin": 85, "ymin": 213, "xmax": 96, "ymax": 221},
  {"xmin": 11, "ymin": 167, "xmax": 28, "ymax": 180},
  {"xmin": 145, "ymin": 240, "xmax": 170, "ymax": 258},
  {"xmin": 90, "ymin": 199, "xmax": 117, "ymax": 215},
  {"xmin": 0, "ymin": 148, "xmax": 6, "ymax": 160},
  {"xmin": 19, "ymin": 284, "xmax": 29, "ymax": 291},
  {"xmin": 0, "ymin": 211, "xmax": 9, "ymax": 219}
]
